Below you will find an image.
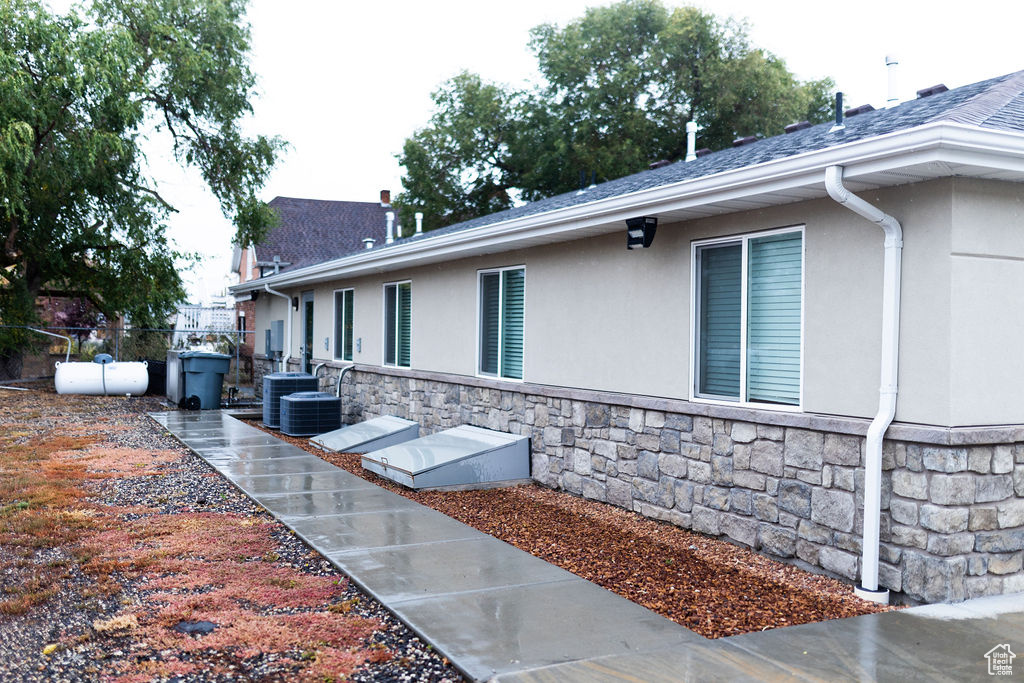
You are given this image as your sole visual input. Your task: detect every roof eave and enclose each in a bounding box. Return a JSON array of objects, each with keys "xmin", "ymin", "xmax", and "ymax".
[{"xmin": 231, "ymin": 122, "xmax": 1024, "ymax": 294}]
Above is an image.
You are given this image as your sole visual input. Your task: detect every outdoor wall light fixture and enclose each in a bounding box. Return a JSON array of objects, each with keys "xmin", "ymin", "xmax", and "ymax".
[
  {"xmin": 291, "ymin": 296, "xmax": 299, "ymax": 310},
  {"xmin": 626, "ymin": 216, "xmax": 657, "ymax": 249}
]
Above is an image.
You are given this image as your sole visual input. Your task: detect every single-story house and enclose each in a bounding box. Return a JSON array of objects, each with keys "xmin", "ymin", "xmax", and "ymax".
[
  {"xmin": 231, "ymin": 70, "xmax": 1024, "ymax": 605},
  {"xmin": 231, "ymin": 192, "xmax": 397, "ymax": 368}
]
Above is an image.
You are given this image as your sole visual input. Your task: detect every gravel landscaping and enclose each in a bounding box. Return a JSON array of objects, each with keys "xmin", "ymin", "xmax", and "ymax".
[
  {"xmin": 253, "ymin": 423, "xmax": 897, "ymax": 639},
  {"xmin": 0, "ymin": 384, "xmax": 461, "ymax": 682}
]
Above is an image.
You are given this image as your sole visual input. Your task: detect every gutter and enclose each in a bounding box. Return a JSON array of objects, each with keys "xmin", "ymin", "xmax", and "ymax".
[
  {"xmin": 825, "ymin": 165, "xmax": 901, "ymax": 605},
  {"xmin": 263, "ymin": 284, "xmax": 291, "ymax": 372}
]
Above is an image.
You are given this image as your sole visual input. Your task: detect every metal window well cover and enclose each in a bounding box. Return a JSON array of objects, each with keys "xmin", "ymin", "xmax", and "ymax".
[
  {"xmin": 279, "ymin": 391, "xmax": 342, "ymax": 437},
  {"xmin": 361, "ymin": 425, "xmax": 530, "ymax": 490},
  {"xmin": 310, "ymin": 415, "xmax": 419, "ymax": 453}
]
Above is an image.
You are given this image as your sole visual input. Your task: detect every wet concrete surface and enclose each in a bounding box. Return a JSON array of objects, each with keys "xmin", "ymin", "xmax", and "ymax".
[{"xmin": 153, "ymin": 410, "xmax": 1024, "ymax": 682}]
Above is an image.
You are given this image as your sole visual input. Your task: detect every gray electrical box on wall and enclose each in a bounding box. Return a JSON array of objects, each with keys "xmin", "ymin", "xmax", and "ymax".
[{"xmin": 269, "ymin": 320, "xmax": 284, "ymax": 354}]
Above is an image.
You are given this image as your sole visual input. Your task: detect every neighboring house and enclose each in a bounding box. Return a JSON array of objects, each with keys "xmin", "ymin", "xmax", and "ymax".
[
  {"xmin": 230, "ymin": 70, "xmax": 1024, "ymax": 605},
  {"xmin": 230, "ymin": 192, "xmax": 392, "ymax": 368},
  {"xmin": 172, "ymin": 304, "xmax": 235, "ymax": 348}
]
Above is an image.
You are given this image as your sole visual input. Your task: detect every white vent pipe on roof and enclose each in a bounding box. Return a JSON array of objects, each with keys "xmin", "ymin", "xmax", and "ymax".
[
  {"xmin": 362, "ymin": 237, "xmax": 375, "ymax": 249},
  {"xmin": 415, "ymin": 212, "xmax": 423, "ymax": 234},
  {"xmin": 685, "ymin": 121, "xmax": 698, "ymax": 162},
  {"xmin": 385, "ymin": 211, "xmax": 395, "ymax": 244},
  {"xmin": 263, "ymin": 283, "xmax": 292, "ymax": 372},
  {"xmin": 825, "ymin": 165, "xmax": 901, "ymax": 605},
  {"xmin": 886, "ymin": 55, "xmax": 900, "ymax": 108}
]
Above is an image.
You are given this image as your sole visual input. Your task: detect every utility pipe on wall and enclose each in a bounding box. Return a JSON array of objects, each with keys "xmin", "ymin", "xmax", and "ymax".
[
  {"xmin": 263, "ymin": 283, "xmax": 292, "ymax": 372},
  {"xmin": 824, "ymin": 165, "xmax": 901, "ymax": 605}
]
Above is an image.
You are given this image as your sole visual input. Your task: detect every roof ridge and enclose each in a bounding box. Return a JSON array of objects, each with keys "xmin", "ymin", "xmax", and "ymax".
[
  {"xmin": 271, "ymin": 196, "xmax": 383, "ymax": 207},
  {"xmin": 930, "ymin": 70, "xmax": 1024, "ymax": 127}
]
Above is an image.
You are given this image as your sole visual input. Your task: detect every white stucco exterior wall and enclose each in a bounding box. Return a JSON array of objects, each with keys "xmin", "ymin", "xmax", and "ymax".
[
  {"xmin": 949, "ymin": 178, "xmax": 1024, "ymax": 426},
  {"xmin": 248, "ymin": 178, "xmax": 1024, "ymax": 428}
]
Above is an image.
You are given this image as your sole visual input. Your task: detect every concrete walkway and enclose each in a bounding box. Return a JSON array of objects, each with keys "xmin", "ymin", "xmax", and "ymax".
[
  {"xmin": 152, "ymin": 410, "xmax": 697, "ymax": 681},
  {"xmin": 153, "ymin": 410, "xmax": 1024, "ymax": 682}
]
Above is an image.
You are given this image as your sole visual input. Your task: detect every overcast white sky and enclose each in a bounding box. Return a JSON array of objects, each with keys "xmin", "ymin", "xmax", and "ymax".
[{"xmin": 142, "ymin": 0, "xmax": 1024, "ymax": 304}]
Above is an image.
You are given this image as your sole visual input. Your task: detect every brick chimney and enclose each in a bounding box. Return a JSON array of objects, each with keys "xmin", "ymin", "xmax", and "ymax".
[{"xmin": 380, "ymin": 189, "xmax": 391, "ymax": 207}]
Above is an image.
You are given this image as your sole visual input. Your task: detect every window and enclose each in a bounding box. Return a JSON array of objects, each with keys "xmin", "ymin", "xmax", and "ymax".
[
  {"xmin": 693, "ymin": 228, "xmax": 803, "ymax": 406},
  {"xmin": 333, "ymin": 288, "xmax": 354, "ymax": 361},
  {"xmin": 383, "ymin": 281, "xmax": 411, "ymax": 367},
  {"xmin": 478, "ymin": 267, "xmax": 524, "ymax": 379}
]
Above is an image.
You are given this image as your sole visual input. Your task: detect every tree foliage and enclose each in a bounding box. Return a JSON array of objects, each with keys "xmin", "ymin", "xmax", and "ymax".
[
  {"xmin": 0, "ymin": 0, "xmax": 282, "ymax": 373},
  {"xmin": 396, "ymin": 0, "xmax": 832, "ymax": 229}
]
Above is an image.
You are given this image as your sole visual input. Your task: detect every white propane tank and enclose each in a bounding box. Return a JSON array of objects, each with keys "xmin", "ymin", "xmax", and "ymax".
[{"xmin": 54, "ymin": 360, "xmax": 149, "ymax": 396}]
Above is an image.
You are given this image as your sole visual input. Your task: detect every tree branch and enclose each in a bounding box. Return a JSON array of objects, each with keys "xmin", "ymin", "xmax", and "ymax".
[{"xmin": 125, "ymin": 182, "xmax": 178, "ymax": 212}]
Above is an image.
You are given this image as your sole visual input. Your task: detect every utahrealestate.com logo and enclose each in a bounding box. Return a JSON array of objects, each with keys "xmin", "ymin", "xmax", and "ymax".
[{"xmin": 985, "ymin": 644, "xmax": 1015, "ymax": 676}]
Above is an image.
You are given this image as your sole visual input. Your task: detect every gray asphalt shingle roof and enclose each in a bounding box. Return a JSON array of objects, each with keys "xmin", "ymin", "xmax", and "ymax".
[
  {"xmin": 386, "ymin": 70, "xmax": 1024, "ymax": 247},
  {"xmin": 254, "ymin": 197, "xmax": 389, "ymax": 272}
]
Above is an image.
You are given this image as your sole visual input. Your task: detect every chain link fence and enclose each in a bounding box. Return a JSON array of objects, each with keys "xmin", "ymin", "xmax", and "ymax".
[{"xmin": 1, "ymin": 324, "xmax": 254, "ymax": 390}]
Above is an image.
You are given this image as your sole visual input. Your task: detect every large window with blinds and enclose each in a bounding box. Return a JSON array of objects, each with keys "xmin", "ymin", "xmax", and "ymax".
[
  {"xmin": 478, "ymin": 266, "xmax": 524, "ymax": 380},
  {"xmin": 383, "ymin": 281, "xmax": 411, "ymax": 367},
  {"xmin": 333, "ymin": 288, "xmax": 354, "ymax": 361},
  {"xmin": 693, "ymin": 228, "xmax": 803, "ymax": 407}
]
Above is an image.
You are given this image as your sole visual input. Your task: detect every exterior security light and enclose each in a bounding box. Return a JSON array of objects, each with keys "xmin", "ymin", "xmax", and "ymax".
[
  {"xmin": 626, "ymin": 216, "xmax": 657, "ymax": 249},
  {"xmin": 292, "ymin": 296, "xmax": 299, "ymax": 310}
]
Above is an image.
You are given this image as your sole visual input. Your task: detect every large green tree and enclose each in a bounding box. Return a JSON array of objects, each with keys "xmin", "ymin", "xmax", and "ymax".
[
  {"xmin": 397, "ymin": 0, "xmax": 832, "ymax": 229},
  {"xmin": 0, "ymin": 0, "xmax": 282, "ymax": 377}
]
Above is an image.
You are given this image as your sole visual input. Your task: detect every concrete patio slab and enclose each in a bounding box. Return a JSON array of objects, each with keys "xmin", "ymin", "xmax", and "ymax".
[
  {"xmin": 287, "ymin": 507, "xmax": 485, "ymax": 554},
  {"xmin": 491, "ymin": 642, "xmax": 805, "ymax": 683},
  {"xmin": 327, "ymin": 536, "xmax": 580, "ymax": 604},
  {"xmin": 218, "ymin": 455, "xmax": 338, "ymax": 478},
  {"xmin": 199, "ymin": 444, "xmax": 315, "ymax": 462},
  {"xmin": 253, "ymin": 486, "xmax": 418, "ymax": 519},
  {"xmin": 388, "ymin": 579, "xmax": 698, "ymax": 681},
  {"xmin": 495, "ymin": 593, "xmax": 1024, "ymax": 683},
  {"xmin": 230, "ymin": 471, "xmax": 379, "ymax": 496},
  {"xmin": 181, "ymin": 433, "xmax": 284, "ymax": 448},
  {"xmin": 723, "ymin": 599, "xmax": 1024, "ymax": 682}
]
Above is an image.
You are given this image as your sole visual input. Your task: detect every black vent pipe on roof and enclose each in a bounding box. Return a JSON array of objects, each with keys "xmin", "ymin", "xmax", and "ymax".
[{"xmin": 831, "ymin": 92, "xmax": 845, "ymax": 132}]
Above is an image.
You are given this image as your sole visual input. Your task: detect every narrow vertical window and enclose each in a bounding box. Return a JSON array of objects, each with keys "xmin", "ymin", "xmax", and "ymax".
[
  {"xmin": 478, "ymin": 267, "xmax": 524, "ymax": 379},
  {"xmin": 746, "ymin": 232, "xmax": 802, "ymax": 405},
  {"xmin": 479, "ymin": 272, "xmax": 500, "ymax": 375},
  {"xmin": 697, "ymin": 244, "xmax": 742, "ymax": 398},
  {"xmin": 334, "ymin": 289, "xmax": 354, "ymax": 361},
  {"xmin": 694, "ymin": 229, "xmax": 802, "ymax": 407},
  {"xmin": 384, "ymin": 282, "xmax": 411, "ymax": 367}
]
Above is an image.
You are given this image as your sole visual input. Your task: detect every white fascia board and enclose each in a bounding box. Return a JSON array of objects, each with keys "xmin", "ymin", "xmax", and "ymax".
[{"xmin": 230, "ymin": 122, "xmax": 1024, "ymax": 294}]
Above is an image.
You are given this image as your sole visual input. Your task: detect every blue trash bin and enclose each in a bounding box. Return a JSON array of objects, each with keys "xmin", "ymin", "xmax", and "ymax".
[{"xmin": 179, "ymin": 351, "xmax": 232, "ymax": 409}]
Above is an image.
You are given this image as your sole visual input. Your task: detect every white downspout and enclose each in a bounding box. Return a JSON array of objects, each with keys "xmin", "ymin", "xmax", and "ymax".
[
  {"xmin": 263, "ymin": 283, "xmax": 292, "ymax": 373},
  {"xmin": 825, "ymin": 165, "xmax": 900, "ymax": 605}
]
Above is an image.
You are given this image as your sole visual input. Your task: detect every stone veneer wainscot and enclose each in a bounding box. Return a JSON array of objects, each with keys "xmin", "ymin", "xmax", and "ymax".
[{"xmin": 255, "ymin": 356, "xmax": 1024, "ymax": 604}]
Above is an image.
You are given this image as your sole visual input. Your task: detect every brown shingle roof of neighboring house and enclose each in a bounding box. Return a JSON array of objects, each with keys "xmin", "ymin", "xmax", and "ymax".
[{"xmin": 250, "ymin": 196, "xmax": 390, "ymax": 275}]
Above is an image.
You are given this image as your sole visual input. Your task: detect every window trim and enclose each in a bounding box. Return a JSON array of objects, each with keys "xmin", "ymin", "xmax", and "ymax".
[
  {"xmin": 332, "ymin": 287, "xmax": 354, "ymax": 362},
  {"xmin": 475, "ymin": 265, "xmax": 526, "ymax": 382},
  {"xmin": 382, "ymin": 280, "xmax": 412, "ymax": 368},
  {"xmin": 689, "ymin": 225, "xmax": 805, "ymax": 411}
]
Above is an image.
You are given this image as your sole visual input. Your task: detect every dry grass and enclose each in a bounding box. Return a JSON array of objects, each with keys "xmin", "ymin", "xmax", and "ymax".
[{"xmin": 0, "ymin": 391, "xmax": 394, "ymax": 681}]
